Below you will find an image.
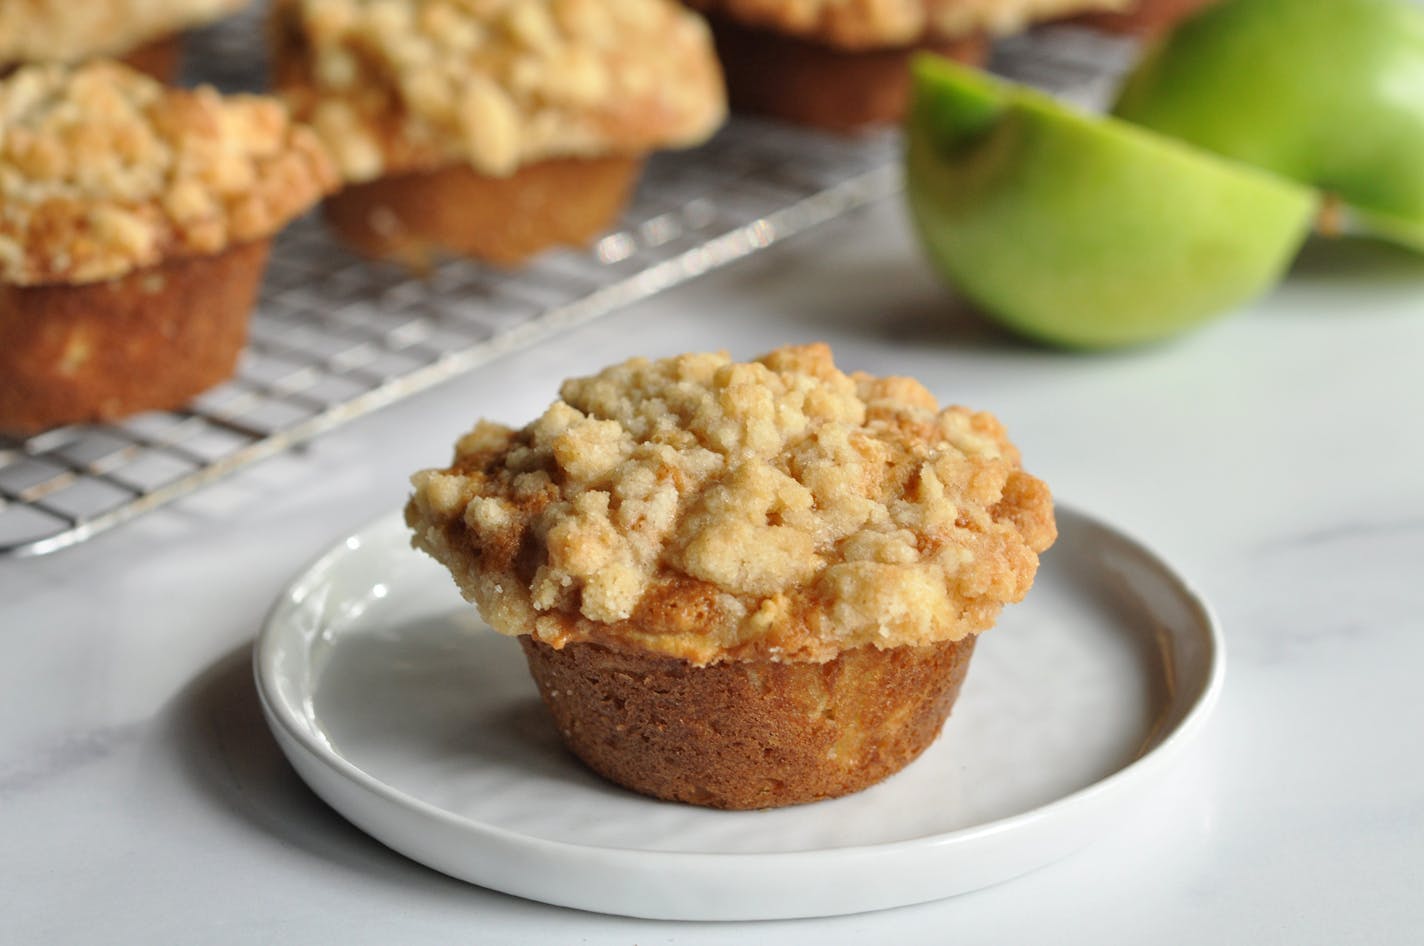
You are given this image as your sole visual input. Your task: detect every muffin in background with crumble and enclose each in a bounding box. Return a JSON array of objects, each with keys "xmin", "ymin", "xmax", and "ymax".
[
  {"xmin": 685, "ymin": 0, "xmax": 1134, "ymax": 131},
  {"xmin": 273, "ymin": 0, "xmax": 727, "ymax": 268},
  {"xmin": 0, "ymin": 61, "xmax": 337, "ymax": 434}
]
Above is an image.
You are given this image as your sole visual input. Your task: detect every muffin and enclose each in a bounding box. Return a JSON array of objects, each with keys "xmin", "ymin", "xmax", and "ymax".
[
  {"xmin": 273, "ymin": 0, "xmax": 727, "ymax": 268},
  {"xmin": 0, "ymin": 62, "xmax": 337, "ymax": 434},
  {"xmin": 0, "ymin": 0, "xmax": 249, "ymax": 82},
  {"xmin": 406, "ymin": 344, "xmax": 1056, "ymax": 809},
  {"xmin": 685, "ymin": 0, "xmax": 1134, "ymax": 131}
]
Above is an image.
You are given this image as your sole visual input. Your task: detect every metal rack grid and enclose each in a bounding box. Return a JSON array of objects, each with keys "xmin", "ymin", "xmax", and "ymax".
[{"xmin": 0, "ymin": 11, "xmax": 1135, "ymax": 559}]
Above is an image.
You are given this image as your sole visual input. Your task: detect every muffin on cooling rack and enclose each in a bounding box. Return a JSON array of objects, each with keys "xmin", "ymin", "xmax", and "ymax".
[
  {"xmin": 407, "ymin": 343, "xmax": 1056, "ymax": 809},
  {"xmin": 685, "ymin": 0, "xmax": 1134, "ymax": 131},
  {"xmin": 0, "ymin": 0, "xmax": 249, "ymax": 82},
  {"xmin": 273, "ymin": 0, "xmax": 727, "ymax": 268},
  {"xmin": 0, "ymin": 61, "xmax": 337, "ymax": 434}
]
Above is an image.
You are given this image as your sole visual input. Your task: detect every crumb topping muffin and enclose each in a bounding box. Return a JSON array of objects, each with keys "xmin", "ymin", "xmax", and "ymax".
[
  {"xmin": 0, "ymin": 0, "xmax": 248, "ymax": 66},
  {"xmin": 408, "ymin": 343, "xmax": 1055, "ymax": 666},
  {"xmin": 0, "ymin": 61, "xmax": 337, "ymax": 286},
  {"xmin": 275, "ymin": 0, "xmax": 727, "ymax": 182},
  {"xmin": 687, "ymin": 0, "xmax": 1132, "ymax": 49}
]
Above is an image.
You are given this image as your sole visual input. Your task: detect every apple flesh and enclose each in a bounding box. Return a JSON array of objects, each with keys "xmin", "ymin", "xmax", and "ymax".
[
  {"xmin": 1113, "ymin": 0, "xmax": 1424, "ymax": 250},
  {"xmin": 905, "ymin": 56, "xmax": 1318, "ymax": 348}
]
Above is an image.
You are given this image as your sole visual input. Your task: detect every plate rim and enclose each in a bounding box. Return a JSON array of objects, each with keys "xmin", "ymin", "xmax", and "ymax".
[{"xmin": 254, "ymin": 502, "xmax": 1224, "ymax": 907}]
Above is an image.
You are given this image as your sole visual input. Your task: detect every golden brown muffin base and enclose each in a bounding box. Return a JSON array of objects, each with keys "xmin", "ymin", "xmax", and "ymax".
[
  {"xmin": 706, "ymin": 15, "xmax": 989, "ymax": 132},
  {"xmin": 119, "ymin": 33, "xmax": 182, "ymax": 83},
  {"xmin": 323, "ymin": 156, "xmax": 644, "ymax": 269},
  {"xmin": 1075, "ymin": 0, "xmax": 1222, "ymax": 35},
  {"xmin": 520, "ymin": 635, "xmax": 976, "ymax": 810},
  {"xmin": 0, "ymin": 240, "xmax": 269, "ymax": 434}
]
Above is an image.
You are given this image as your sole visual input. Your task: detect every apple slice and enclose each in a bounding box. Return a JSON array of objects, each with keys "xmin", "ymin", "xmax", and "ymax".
[
  {"xmin": 1340, "ymin": 206, "xmax": 1424, "ymax": 254},
  {"xmin": 1113, "ymin": 0, "xmax": 1424, "ymax": 252},
  {"xmin": 905, "ymin": 55, "xmax": 1317, "ymax": 348}
]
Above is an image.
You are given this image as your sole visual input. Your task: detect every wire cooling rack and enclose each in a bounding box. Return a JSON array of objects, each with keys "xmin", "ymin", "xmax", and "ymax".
[{"xmin": 0, "ymin": 11, "xmax": 1135, "ymax": 558}]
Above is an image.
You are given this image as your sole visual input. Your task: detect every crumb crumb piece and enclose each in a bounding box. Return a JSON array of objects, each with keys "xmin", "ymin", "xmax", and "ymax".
[{"xmin": 407, "ymin": 344, "xmax": 1056, "ymax": 665}]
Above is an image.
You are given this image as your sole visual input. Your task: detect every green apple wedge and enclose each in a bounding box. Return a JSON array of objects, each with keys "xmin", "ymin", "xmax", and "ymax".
[
  {"xmin": 1114, "ymin": 0, "xmax": 1424, "ymax": 251},
  {"xmin": 905, "ymin": 55, "xmax": 1318, "ymax": 348}
]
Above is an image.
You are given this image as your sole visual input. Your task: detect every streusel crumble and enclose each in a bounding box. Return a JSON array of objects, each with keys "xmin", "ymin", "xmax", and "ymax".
[
  {"xmin": 0, "ymin": 0, "xmax": 248, "ymax": 76},
  {"xmin": 0, "ymin": 62, "xmax": 335, "ymax": 286},
  {"xmin": 276, "ymin": 0, "xmax": 726, "ymax": 181},
  {"xmin": 408, "ymin": 343, "xmax": 1055, "ymax": 666}
]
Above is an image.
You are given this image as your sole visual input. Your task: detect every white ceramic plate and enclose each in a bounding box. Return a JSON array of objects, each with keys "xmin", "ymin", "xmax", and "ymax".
[{"xmin": 255, "ymin": 504, "xmax": 1222, "ymax": 921}]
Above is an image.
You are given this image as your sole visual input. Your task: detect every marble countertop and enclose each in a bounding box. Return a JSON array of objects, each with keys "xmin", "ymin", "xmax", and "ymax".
[{"xmin": 4, "ymin": 197, "xmax": 1422, "ymax": 944}]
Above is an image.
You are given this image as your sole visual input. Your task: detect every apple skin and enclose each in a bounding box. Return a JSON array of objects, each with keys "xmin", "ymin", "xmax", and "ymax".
[
  {"xmin": 1114, "ymin": 0, "xmax": 1424, "ymax": 245},
  {"xmin": 905, "ymin": 56, "xmax": 1318, "ymax": 348}
]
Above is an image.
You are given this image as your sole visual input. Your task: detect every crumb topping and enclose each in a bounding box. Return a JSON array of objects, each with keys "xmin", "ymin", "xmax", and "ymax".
[
  {"xmin": 689, "ymin": 0, "xmax": 1133, "ymax": 48},
  {"xmin": 407, "ymin": 344, "xmax": 1056, "ymax": 665},
  {"xmin": 274, "ymin": 0, "xmax": 726, "ymax": 182},
  {"xmin": 0, "ymin": 0, "xmax": 247, "ymax": 66},
  {"xmin": 0, "ymin": 62, "xmax": 337, "ymax": 286}
]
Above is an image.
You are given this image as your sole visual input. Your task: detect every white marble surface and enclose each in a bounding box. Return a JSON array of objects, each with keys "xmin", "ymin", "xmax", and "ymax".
[{"xmin": 3, "ymin": 198, "xmax": 1423, "ymax": 944}]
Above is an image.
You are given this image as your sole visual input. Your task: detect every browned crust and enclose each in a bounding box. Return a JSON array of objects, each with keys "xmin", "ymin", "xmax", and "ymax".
[
  {"xmin": 0, "ymin": 239, "xmax": 269, "ymax": 433},
  {"xmin": 323, "ymin": 155, "xmax": 644, "ymax": 269},
  {"xmin": 1074, "ymin": 0, "xmax": 1222, "ymax": 35},
  {"xmin": 706, "ymin": 14, "xmax": 988, "ymax": 132},
  {"xmin": 521, "ymin": 635, "xmax": 976, "ymax": 809},
  {"xmin": 118, "ymin": 33, "xmax": 182, "ymax": 83}
]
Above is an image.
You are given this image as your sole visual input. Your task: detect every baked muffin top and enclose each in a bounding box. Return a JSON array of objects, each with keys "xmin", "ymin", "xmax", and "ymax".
[
  {"xmin": 0, "ymin": 62, "xmax": 337, "ymax": 287},
  {"xmin": 407, "ymin": 344, "xmax": 1056, "ymax": 666},
  {"xmin": 0, "ymin": 0, "xmax": 247, "ymax": 66},
  {"xmin": 274, "ymin": 0, "xmax": 727, "ymax": 182},
  {"xmin": 688, "ymin": 0, "xmax": 1132, "ymax": 49}
]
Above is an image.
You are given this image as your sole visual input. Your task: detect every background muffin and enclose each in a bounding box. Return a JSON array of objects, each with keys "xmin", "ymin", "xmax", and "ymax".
[
  {"xmin": 0, "ymin": 0, "xmax": 249, "ymax": 82},
  {"xmin": 0, "ymin": 61, "xmax": 336, "ymax": 434},
  {"xmin": 274, "ymin": 0, "xmax": 727, "ymax": 267},
  {"xmin": 686, "ymin": 0, "xmax": 1133, "ymax": 131},
  {"xmin": 407, "ymin": 343, "xmax": 1055, "ymax": 808}
]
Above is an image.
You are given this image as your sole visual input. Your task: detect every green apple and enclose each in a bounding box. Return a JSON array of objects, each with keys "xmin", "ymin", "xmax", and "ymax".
[
  {"xmin": 1114, "ymin": 0, "xmax": 1424, "ymax": 251},
  {"xmin": 905, "ymin": 56, "xmax": 1318, "ymax": 348}
]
